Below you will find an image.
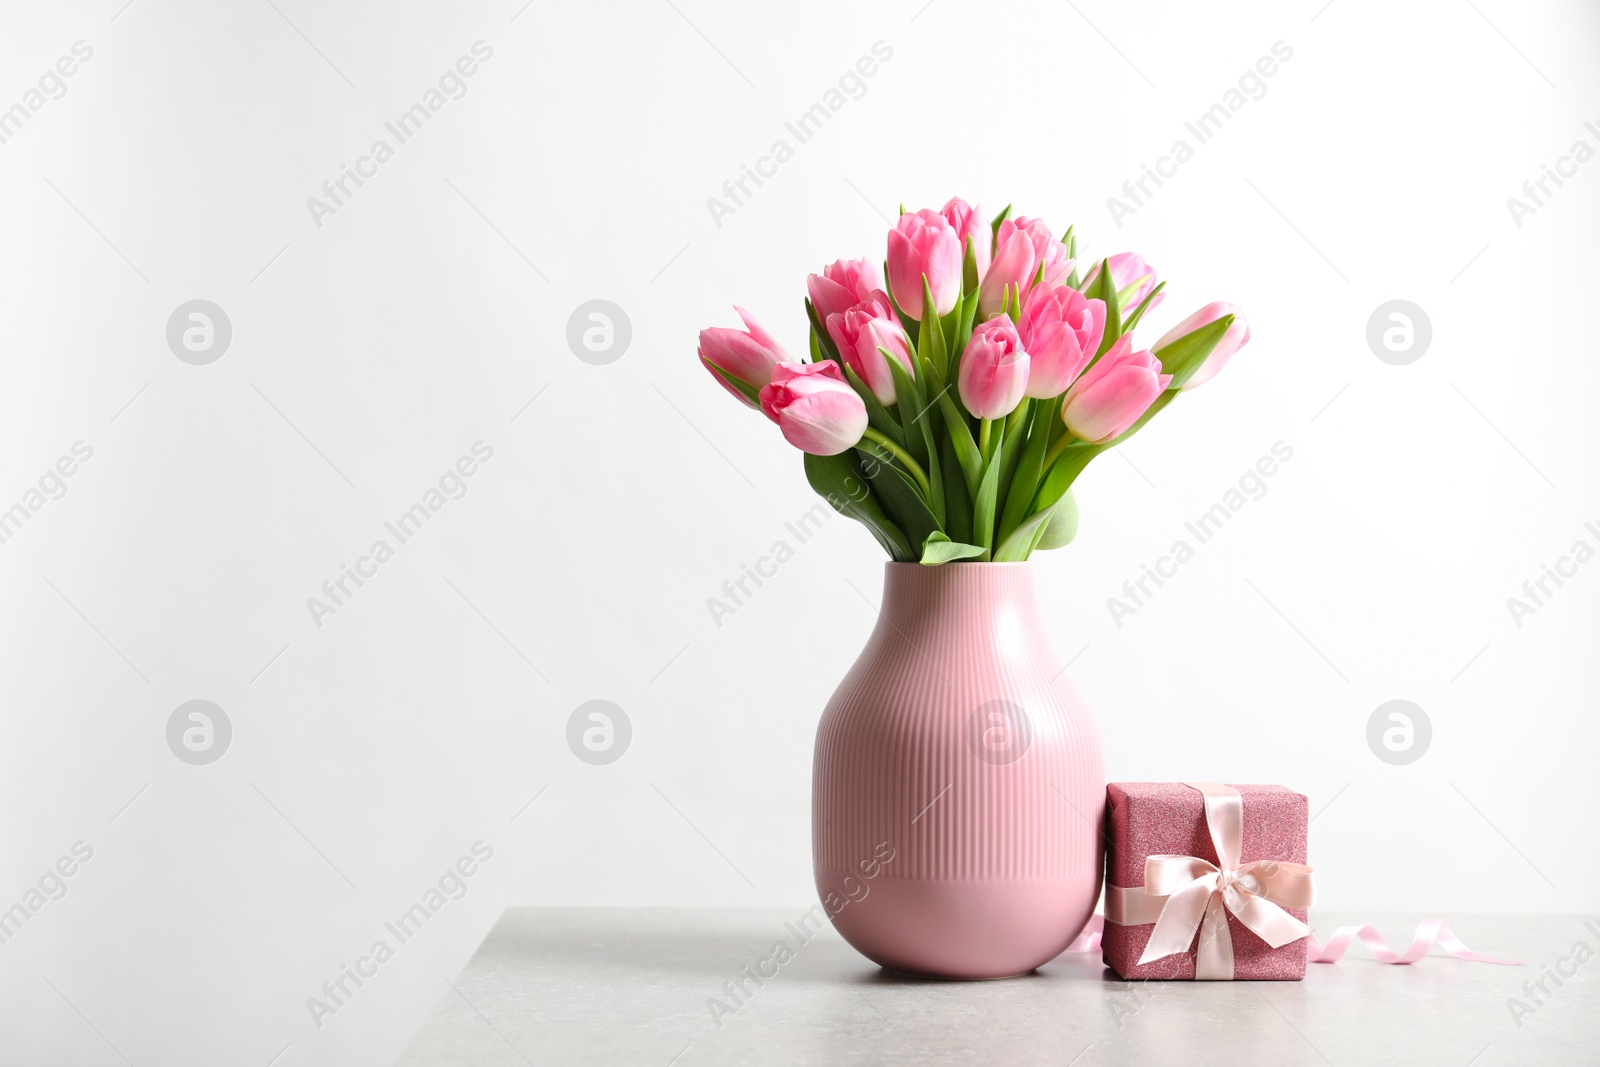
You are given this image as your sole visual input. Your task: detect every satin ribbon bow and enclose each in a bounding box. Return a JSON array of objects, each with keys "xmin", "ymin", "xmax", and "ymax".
[{"xmin": 1133, "ymin": 782, "xmax": 1316, "ymax": 979}]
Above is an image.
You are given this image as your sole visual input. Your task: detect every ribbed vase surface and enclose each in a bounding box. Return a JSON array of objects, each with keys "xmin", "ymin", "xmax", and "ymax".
[{"xmin": 812, "ymin": 562, "xmax": 1104, "ymax": 978}]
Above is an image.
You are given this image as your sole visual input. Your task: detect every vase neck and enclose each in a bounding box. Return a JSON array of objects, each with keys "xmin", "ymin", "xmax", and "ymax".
[{"xmin": 877, "ymin": 563, "xmax": 1044, "ymax": 635}]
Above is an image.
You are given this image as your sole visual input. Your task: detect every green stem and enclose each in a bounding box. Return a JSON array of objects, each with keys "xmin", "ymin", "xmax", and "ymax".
[
  {"xmin": 978, "ymin": 418, "xmax": 993, "ymax": 462},
  {"xmin": 862, "ymin": 427, "xmax": 933, "ymax": 500},
  {"xmin": 1005, "ymin": 401, "xmax": 1029, "ymax": 438},
  {"xmin": 1042, "ymin": 432, "xmax": 1080, "ymax": 472}
]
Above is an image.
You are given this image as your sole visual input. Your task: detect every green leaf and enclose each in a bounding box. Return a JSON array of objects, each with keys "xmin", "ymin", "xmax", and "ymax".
[
  {"xmin": 844, "ymin": 364, "xmax": 905, "ymax": 447},
  {"xmin": 804, "ymin": 452, "xmax": 912, "ymax": 560},
  {"xmin": 700, "ymin": 357, "xmax": 762, "ymax": 406},
  {"xmin": 997, "ymin": 397, "xmax": 1057, "ymax": 545},
  {"xmin": 1086, "ymin": 259, "xmax": 1122, "ymax": 357},
  {"xmin": 1151, "ymin": 315, "xmax": 1234, "ymax": 389},
  {"xmin": 938, "ymin": 432, "xmax": 972, "ymax": 544},
  {"xmin": 901, "ymin": 342, "xmax": 945, "ymax": 528},
  {"xmin": 854, "ymin": 439, "xmax": 940, "ymax": 550},
  {"xmin": 973, "ymin": 419, "xmax": 1006, "ymax": 559},
  {"xmin": 994, "ymin": 401, "xmax": 1029, "ymax": 508},
  {"xmin": 994, "ymin": 502, "xmax": 1057, "ymax": 562},
  {"xmin": 1121, "ymin": 280, "xmax": 1167, "ymax": 334},
  {"xmin": 972, "ymin": 461, "xmax": 1002, "ymax": 560},
  {"xmin": 1033, "ymin": 490, "xmax": 1079, "ymax": 550},
  {"xmin": 805, "ymin": 298, "xmax": 841, "ymax": 364},
  {"xmin": 961, "ymin": 236, "xmax": 979, "ymax": 295},
  {"xmin": 920, "ymin": 532, "xmax": 986, "ymax": 565},
  {"xmin": 1115, "ymin": 274, "xmax": 1153, "ymax": 312},
  {"xmin": 938, "ymin": 300, "xmax": 963, "ymax": 361},
  {"xmin": 1033, "ymin": 440, "xmax": 1104, "ymax": 512},
  {"xmin": 951, "ymin": 289, "xmax": 980, "ymax": 379},
  {"xmin": 921, "ymin": 415, "xmax": 945, "ymax": 528},
  {"xmin": 990, "ymin": 203, "xmax": 1012, "ymax": 241},
  {"xmin": 882, "ymin": 350, "xmax": 928, "ymax": 465},
  {"xmin": 919, "ymin": 276, "xmax": 948, "ymax": 381},
  {"xmin": 937, "ymin": 391, "xmax": 981, "ymax": 499}
]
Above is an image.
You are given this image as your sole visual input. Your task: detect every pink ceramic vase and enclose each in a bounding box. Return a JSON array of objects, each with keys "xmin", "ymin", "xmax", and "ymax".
[{"xmin": 812, "ymin": 562, "xmax": 1104, "ymax": 979}]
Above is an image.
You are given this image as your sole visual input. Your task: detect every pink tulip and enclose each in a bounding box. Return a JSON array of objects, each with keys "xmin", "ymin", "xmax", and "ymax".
[
  {"xmin": 940, "ymin": 196, "xmax": 991, "ymax": 279},
  {"xmin": 977, "ymin": 221, "xmax": 1036, "ymax": 319},
  {"xmin": 978, "ymin": 216, "xmax": 1071, "ymax": 319},
  {"xmin": 958, "ymin": 317, "xmax": 1030, "ymax": 420},
  {"xmin": 698, "ymin": 306, "xmax": 789, "ymax": 407},
  {"xmin": 1061, "ymin": 335, "xmax": 1171, "ymax": 443},
  {"xmin": 1018, "ymin": 285, "xmax": 1107, "ymax": 398},
  {"xmin": 826, "ymin": 301, "xmax": 915, "ymax": 406},
  {"xmin": 1084, "ymin": 252, "xmax": 1162, "ymax": 312},
  {"xmin": 807, "ymin": 258, "xmax": 887, "ymax": 324},
  {"xmin": 1155, "ymin": 302, "xmax": 1250, "ymax": 390},
  {"xmin": 1003, "ymin": 216, "xmax": 1072, "ymax": 288},
  {"xmin": 887, "ymin": 209, "xmax": 962, "ymax": 319},
  {"xmin": 759, "ymin": 362, "xmax": 869, "ymax": 456}
]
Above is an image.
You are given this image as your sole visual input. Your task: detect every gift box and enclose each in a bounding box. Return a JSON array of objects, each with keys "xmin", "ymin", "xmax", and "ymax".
[{"xmin": 1102, "ymin": 782, "xmax": 1313, "ymax": 980}]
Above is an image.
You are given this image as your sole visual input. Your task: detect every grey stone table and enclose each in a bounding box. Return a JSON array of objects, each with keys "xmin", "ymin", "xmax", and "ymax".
[{"xmin": 397, "ymin": 908, "xmax": 1597, "ymax": 1066}]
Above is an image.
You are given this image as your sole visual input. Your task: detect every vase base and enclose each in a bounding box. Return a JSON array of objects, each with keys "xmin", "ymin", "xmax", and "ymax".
[
  {"xmin": 820, "ymin": 872, "xmax": 1099, "ymax": 981},
  {"xmin": 880, "ymin": 965, "xmax": 1038, "ymax": 982}
]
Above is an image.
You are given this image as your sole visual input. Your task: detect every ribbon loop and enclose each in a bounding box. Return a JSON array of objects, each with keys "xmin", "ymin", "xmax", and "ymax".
[{"xmin": 1144, "ymin": 854, "xmax": 1219, "ymax": 897}]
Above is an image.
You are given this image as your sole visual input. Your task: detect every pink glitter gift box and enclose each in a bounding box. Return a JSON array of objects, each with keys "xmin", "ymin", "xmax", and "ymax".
[{"xmin": 1102, "ymin": 782, "xmax": 1310, "ymax": 981}]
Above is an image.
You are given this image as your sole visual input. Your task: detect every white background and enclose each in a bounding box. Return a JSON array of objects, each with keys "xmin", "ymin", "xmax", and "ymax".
[{"xmin": 0, "ymin": 0, "xmax": 1596, "ymax": 1063}]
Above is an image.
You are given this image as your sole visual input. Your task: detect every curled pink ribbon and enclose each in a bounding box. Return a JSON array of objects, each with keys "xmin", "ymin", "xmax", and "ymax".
[
  {"xmin": 1122, "ymin": 782, "xmax": 1315, "ymax": 978},
  {"xmin": 1066, "ymin": 916, "xmax": 1520, "ymax": 966},
  {"xmin": 1306, "ymin": 920, "xmax": 1519, "ymax": 965}
]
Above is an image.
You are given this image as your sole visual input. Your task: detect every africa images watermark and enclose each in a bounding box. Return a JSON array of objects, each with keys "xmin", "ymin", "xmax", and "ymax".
[
  {"xmin": 704, "ymin": 841, "xmax": 896, "ymax": 1030},
  {"xmin": 0, "ymin": 40, "xmax": 94, "ymax": 148},
  {"xmin": 306, "ymin": 442, "xmax": 495, "ymax": 629},
  {"xmin": 1106, "ymin": 40, "xmax": 1294, "ymax": 228},
  {"xmin": 1504, "ymin": 518, "xmax": 1600, "ymax": 629},
  {"xmin": 1106, "ymin": 441, "xmax": 1294, "ymax": 627},
  {"xmin": 306, "ymin": 41, "xmax": 495, "ymax": 229},
  {"xmin": 1505, "ymin": 917, "xmax": 1600, "ymax": 1028},
  {"xmin": 706, "ymin": 500, "xmax": 833, "ymax": 628},
  {"xmin": 706, "ymin": 40, "xmax": 895, "ymax": 229},
  {"xmin": 0, "ymin": 441, "xmax": 95, "ymax": 548},
  {"xmin": 0, "ymin": 841, "xmax": 94, "ymax": 949},
  {"xmin": 1505, "ymin": 118, "xmax": 1600, "ymax": 229},
  {"xmin": 705, "ymin": 473, "xmax": 871, "ymax": 628},
  {"xmin": 306, "ymin": 840, "xmax": 494, "ymax": 1029}
]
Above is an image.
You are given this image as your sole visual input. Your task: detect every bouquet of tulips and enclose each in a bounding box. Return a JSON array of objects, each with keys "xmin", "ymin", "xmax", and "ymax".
[{"xmin": 696, "ymin": 198, "xmax": 1250, "ymax": 563}]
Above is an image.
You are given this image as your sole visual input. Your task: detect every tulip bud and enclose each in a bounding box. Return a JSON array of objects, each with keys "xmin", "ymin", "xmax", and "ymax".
[
  {"xmin": 979, "ymin": 216, "xmax": 1072, "ymax": 319},
  {"xmin": 1155, "ymin": 302, "xmax": 1250, "ymax": 390},
  {"xmin": 698, "ymin": 306, "xmax": 789, "ymax": 406},
  {"xmin": 1018, "ymin": 285, "xmax": 1106, "ymax": 398},
  {"xmin": 826, "ymin": 301, "xmax": 915, "ymax": 406},
  {"xmin": 1006, "ymin": 216, "xmax": 1072, "ymax": 288},
  {"xmin": 939, "ymin": 196, "xmax": 991, "ymax": 279},
  {"xmin": 958, "ymin": 317, "xmax": 1030, "ymax": 420},
  {"xmin": 807, "ymin": 258, "xmax": 887, "ymax": 324},
  {"xmin": 887, "ymin": 209, "xmax": 962, "ymax": 319},
  {"xmin": 1083, "ymin": 252, "xmax": 1161, "ymax": 312},
  {"xmin": 1061, "ymin": 335, "xmax": 1171, "ymax": 443},
  {"xmin": 977, "ymin": 224, "xmax": 1035, "ymax": 320},
  {"xmin": 759, "ymin": 362, "xmax": 869, "ymax": 456}
]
